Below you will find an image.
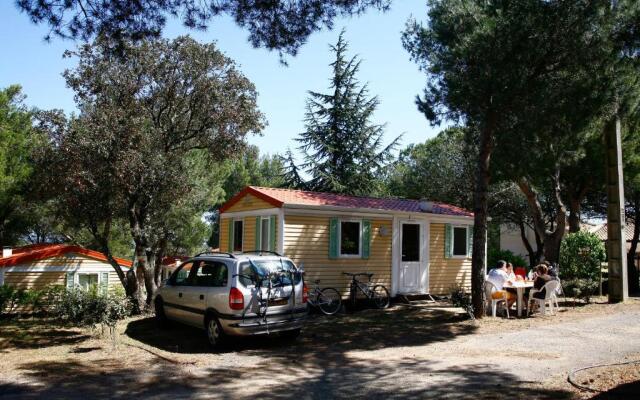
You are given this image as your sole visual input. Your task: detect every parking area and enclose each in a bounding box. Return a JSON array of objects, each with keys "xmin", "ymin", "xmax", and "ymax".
[{"xmin": 1, "ymin": 299, "xmax": 639, "ymax": 399}]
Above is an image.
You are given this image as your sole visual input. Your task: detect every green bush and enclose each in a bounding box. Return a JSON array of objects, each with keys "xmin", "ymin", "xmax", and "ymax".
[
  {"xmin": 53, "ymin": 288, "xmax": 132, "ymax": 328},
  {"xmin": 559, "ymin": 231, "xmax": 606, "ymax": 281},
  {"xmin": 488, "ymin": 248, "xmax": 529, "ymax": 270},
  {"xmin": 563, "ymin": 278, "xmax": 599, "ymax": 303}
]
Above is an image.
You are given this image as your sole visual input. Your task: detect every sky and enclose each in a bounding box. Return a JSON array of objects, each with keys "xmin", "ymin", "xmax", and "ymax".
[{"xmin": 0, "ymin": 1, "xmax": 441, "ymax": 158}]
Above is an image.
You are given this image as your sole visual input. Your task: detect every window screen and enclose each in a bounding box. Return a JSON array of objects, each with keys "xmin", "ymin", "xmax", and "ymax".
[
  {"xmin": 453, "ymin": 227, "xmax": 468, "ymax": 256},
  {"xmin": 402, "ymin": 223, "xmax": 420, "ymax": 262},
  {"xmin": 261, "ymin": 218, "xmax": 270, "ymax": 251}
]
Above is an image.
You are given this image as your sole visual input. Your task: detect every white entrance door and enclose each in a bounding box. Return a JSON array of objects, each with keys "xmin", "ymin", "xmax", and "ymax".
[{"xmin": 399, "ymin": 221, "xmax": 425, "ymax": 294}]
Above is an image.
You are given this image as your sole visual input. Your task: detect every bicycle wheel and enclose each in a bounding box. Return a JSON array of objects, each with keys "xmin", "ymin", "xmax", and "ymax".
[
  {"xmin": 371, "ymin": 285, "xmax": 390, "ymax": 309},
  {"xmin": 317, "ymin": 287, "xmax": 342, "ymax": 315}
]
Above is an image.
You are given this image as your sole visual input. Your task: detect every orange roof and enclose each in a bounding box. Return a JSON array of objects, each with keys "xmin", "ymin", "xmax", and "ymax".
[
  {"xmin": 220, "ymin": 186, "xmax": 473, "ymax": 217},
  {"xmin": 0, "ymin": 244, "xmax": 132, "ymax": 268}
]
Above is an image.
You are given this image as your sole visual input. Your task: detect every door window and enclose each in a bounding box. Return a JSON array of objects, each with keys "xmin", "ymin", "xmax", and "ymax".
[
  {"xmin": 401, "ymin": 223, "xmax": 420, "ymax": 262},
  {"xmin": 171, "ymin": 262, "xmax": 194, "ymax": 286}
]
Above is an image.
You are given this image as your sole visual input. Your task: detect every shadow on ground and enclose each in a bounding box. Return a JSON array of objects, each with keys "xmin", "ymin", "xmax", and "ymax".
[
  {"xmin": 0, "ymin": 318, "xmax": 90, "ymax": 351},
  {"xmin": 590, "ymin": 380, "xmax": 640, "ymax": 399}
]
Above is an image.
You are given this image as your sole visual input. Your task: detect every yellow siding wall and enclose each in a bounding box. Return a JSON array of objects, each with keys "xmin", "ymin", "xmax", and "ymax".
[
  {"xmin": 284, "ymin": 215, "xmax": 392, "ymax": 297},
  {"xmin": 3, "ymin": 255, "xmax": 127, "ymax": 292},
  {"xmin": 219, "ymin": 216, "xmax": 279, "ymax": 253},
  {"xmin": 429, "ymin": 223, "xmax": 472, "ymax": 295},
  {"xmin": 225, "ymin": 194, "xmax": 275, "ymax": 213}
]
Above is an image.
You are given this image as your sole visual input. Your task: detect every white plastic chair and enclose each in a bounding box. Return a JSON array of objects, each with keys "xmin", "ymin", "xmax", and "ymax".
[
  {"xmin": 528, "ymin": 280, "xmax": 559, "ymax": 316},
  {"xmin": 484, "ymin": 280, "xmax": 509, "ymax": 318}
]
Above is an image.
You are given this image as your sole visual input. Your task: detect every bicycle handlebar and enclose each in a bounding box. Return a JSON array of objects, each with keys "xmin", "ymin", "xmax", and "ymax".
[{"xmin": 342, "ymin": 272, "xmax": 374, "ymax": 278}]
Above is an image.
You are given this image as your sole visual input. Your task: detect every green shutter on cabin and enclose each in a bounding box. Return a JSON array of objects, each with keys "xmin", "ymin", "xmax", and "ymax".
[
  {"xmin": 444, "ymin": 224, "xmax": 453, "ymax": 258},
  {"xmin": 227, "ymin": 219, "xmax": 234, "ymax": 252},
  {"xmin": 66, "ymin": 271, "xmax": 75, "ymax": 290},
  {"xmin": 270, "ymin": 215, "xmax": 277, "ymax": 252},
  {"xmin": 329, "ymin": 218, "xmax": 339, "ymax": 259},
  {"xmin": 362, "ymin": 220, "xmax": 371, "ymax": 259},
  {"xmin": 467, "ymin": 226, "xmax": 473, "ymax": 257},
  {"xmin": 255, "ymin": 217, "xmax": 262, "ymax": 250},
  {"xmin": 100, "ymin": 272, "xmax": 109, "ymax": 295}
]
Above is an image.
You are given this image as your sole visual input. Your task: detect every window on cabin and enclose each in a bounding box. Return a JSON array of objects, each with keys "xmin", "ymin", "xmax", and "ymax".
[
  {"xmin": 340, "ymin": 221, "xmax": 361, "ymax": 256},
  {"xmin": 260, "ymin": 217, "xmax": 270, "ymax": 251},
  {"xmin": 452, "ymin": 226, "xmax": 468, "ymax": 257},
  {"xmin": 233, "ymin": 220, "xmax": 244, "ymax": 252},
  {"xmin": 78, "ymin": 273, "xmax": 99, "ymax": 291}
]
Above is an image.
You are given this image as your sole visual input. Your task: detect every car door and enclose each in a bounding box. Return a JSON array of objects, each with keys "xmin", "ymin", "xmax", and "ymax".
[
  {"xmin": 181, "ymin": 260, "xmax": 230, "ymax": 327},
  {"xmin": 163, "ymin": 261, "xmax": 195, "ymax": 323}
]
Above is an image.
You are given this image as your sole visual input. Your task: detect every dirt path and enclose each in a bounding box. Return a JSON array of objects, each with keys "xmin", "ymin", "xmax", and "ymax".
[{"xmin": 1, "ymin": 300, "xmax": 639, "ymax": 399}]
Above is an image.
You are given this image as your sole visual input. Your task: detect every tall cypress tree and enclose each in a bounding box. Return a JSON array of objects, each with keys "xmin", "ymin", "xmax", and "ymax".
[{"xmin": 293, "ymin": 30, "xmax": 400, "ymax": 196}]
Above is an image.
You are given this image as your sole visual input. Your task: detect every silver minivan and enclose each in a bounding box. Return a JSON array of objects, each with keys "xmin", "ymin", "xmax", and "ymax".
[{"xmin": 154, "ymin": 252, "xmax": 308, "ymax": 348}]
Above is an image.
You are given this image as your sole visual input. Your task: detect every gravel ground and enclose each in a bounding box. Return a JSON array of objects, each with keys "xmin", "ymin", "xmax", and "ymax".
[{"xmin": 1, "ymin": 298, "xmax": 639, "ymax": 399}]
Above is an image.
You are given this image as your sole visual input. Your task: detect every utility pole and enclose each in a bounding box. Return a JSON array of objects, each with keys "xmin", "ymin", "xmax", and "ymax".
[{"xmin": 605, "ymin": 117, "xmax": 628, "ymax": 302}]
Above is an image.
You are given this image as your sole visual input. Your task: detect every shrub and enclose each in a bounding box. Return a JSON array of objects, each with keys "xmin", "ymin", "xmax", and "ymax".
[
  {"xmin": 488, "ymin": 248, "xmax": 529, "ymax": 270},
  {"xmin": 563, "ymin": 278, "xmax": 599, "ymax": 303},
  {"xmin": 52, "ymin": 288, "xmax": 133, "ymax": 329},
  {"xmin": 449, "ymin": 283, "xmax": 474, "ymax": 319},
  {"xmin": 559, "ymin": 231, "xmax": 606, "ymax": 281}
]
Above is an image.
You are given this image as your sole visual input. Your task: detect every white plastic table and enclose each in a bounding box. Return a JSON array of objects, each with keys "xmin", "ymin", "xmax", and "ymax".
[{"xmin": 503, "ymin": 281, "xmax": 534, "ymax": 317}]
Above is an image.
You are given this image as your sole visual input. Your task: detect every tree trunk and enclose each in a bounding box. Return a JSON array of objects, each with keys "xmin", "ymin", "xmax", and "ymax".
[
  {"xmin": 568, "ymin": 198, "xmax": 581, "ymax": 233},
  {"xmin": 518, "ymin": 221, "xmax": 538, "ymax": 267},
  {"xmin": 517, "ymin": 171, "xmax": 567, "ymax": 264},
  {"xmin": 627, "ymin": 192, "xmax": 640, "ymax": 294},
  {"xmin": 471, "ymin": 117, "xmax": 495, "ymax": 319}
]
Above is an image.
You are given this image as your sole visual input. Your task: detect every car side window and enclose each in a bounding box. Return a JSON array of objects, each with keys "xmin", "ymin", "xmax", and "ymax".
[
  {"xmin": 171, "ymin": 262, "xmax": 194, "ymax": 286},
  {"xmin": 193, "ymin": 261, "xmax": 228, "ymax": 287}
]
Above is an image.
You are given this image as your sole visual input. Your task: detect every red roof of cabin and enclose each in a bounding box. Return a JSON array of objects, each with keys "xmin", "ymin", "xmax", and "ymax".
[
  {"xmin": 220, "ymin": 186, "xmax": 473, "ymax": 217},
  {"xmin": 0, "ymin": 244, "xmax": 132, "ymax": 268}
]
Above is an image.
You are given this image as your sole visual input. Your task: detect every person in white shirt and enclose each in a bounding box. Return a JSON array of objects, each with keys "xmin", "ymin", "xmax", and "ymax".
[{"xmin": 487, "ymin": 260, "xmax": 517, "ymax": 309}]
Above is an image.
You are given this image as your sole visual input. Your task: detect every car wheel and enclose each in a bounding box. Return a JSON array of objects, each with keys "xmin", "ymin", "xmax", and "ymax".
[
  {"xmin": 154, "ymin": 297, "xmax": 169, "ymax": 326},
  {"xmin": 205, "ymin": 316, "xmax": 225, "ymax": 349},
  {"xmin": 280, "ymin": 328, "xmax": 301, "ymax": 341}
]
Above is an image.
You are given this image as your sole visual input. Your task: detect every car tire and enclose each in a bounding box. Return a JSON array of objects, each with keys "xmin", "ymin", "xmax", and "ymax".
[
  {"xmin": 205, "ymin": 315, "xmax": 226, "ymax": 349},
  {"xmin": 154, "ymin": 297, "xmax": 169, "ymax": 326},
  {"xmin": 279, "ymin": 328, "xmax": 301, "ymax": 341}
]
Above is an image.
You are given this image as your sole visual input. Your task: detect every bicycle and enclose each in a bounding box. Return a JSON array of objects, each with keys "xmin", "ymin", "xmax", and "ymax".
[
  {"xmin": 342, "ymin": 272, "xmax": 390, "ymax": 309},
  {"xmin": 306, "ymin": 279, "xmax": 342, "ymax": 315}
]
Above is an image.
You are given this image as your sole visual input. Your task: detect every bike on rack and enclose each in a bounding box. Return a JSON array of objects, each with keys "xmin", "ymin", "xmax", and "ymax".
[
  {"xmin": 342, "ymin": 272, "xmax": 390, "ymax": 309},
  {"xmin": 306, "ymin": 279, "xmax": 342, "ymax": 315}
]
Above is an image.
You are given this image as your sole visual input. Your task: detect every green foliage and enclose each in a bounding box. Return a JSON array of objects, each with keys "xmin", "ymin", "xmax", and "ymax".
[
  {"xmin": 17, "ymin": 0, "xmax": 390, "ymax": 57},
  {"xmin": 52, "ymin": 288, "xmax": 132, "ymax": 328},
  {"xmin": 562, "ymin": 279, "xmax": 599, "ymax": 304},
  {"xmin": 0, "ymin": 285, "xmax": 65, "ymax": 316},
  {"xmin": 559, "ymin": 231, "xmax": 606, "ymax": 281},
  {"xmin": 386, "ymin": 127, "xmax": 473, "ymax": 208},
  {"xmin": 449, "ymin": 283, "xmax": 474, "ymax": 320},
  {"xmin": 291, "ymin": 31, "xmax": 400, "ymax": 196},
  {"xmin": 487, "ymin": 248, "xmax": 529, "ymax": 271}
]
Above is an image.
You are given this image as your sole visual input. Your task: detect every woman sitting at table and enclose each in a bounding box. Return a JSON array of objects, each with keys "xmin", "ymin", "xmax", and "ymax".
[
  {"xmin": 532, "ymin": 264, "xmax": 553, "ymax": 300},
  {"xmin": 487, "ymin": 260, "xmax": 517, "ymax": 309}
]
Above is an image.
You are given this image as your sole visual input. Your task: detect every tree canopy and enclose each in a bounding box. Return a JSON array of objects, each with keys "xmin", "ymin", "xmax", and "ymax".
[{"xmin": 16, "ymin": 0, "xmax": 390, "ymax": 56}]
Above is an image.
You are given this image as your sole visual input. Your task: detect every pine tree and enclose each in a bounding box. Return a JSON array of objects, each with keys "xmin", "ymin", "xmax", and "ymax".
[{"xmin": 295, "ymin": 30, "xmax": 400, "ymax": 196}]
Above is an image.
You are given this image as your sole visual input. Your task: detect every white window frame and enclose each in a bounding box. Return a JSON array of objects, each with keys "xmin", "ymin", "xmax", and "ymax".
[
  {"xmin": 338, "ymin": 219, "xmax": 362, "ymax": 258},
  {"xmin": 232, "ymin": 218, "xmax": 245, "ymax": 253},
  {"xmin": 451, "ymin": 225, "xmax": 470, "ymax": 258},
  {"xmin": 260, "ymin": 216, "xmax": 271, "ymax": 251},
  {"xmin": 76, "ymin": 272, "xmax": 101, "ymax": 290}
]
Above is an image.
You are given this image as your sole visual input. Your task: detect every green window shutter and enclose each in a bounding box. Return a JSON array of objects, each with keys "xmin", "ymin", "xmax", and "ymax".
[
  {"xmin": 227, "ymin": 219, "xmax": 234, "ymax": 252},
  {"xmin": 100, "ymin": 272, "xmax": 109, "ymax": 295},
  {"xmin": 444, "ymin": 224, "xmax": 453, "ymax": 259},
  {"xmin": 329, "ymin": 218, "xmax": 339, "ymax": 259},
  {"xmin": 467, "ymin": 226, "xmax": 473, "ymax": 257},
  {"xmin": 255, "ymin": 217, "xmax": 262, "ymax": 251},
  {"xmin": 362, "ymin": 220, "xmax": 371, "ymax": 259},
  {"xmin": 66, "ymin": 272, "xmax": 75, "ymax": 290},
  {"xmin": 270, "ymin": 215, "xmax": 277, "ymax": 252}
]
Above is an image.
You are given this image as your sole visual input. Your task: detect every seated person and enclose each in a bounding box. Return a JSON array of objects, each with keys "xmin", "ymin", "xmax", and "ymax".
[
  {"xmin": 487, "ymin": 260, "xmax": 517, "ymax": 308},
  {"xmin": 506, "ymin": 262, "xmax": 520, "ymax": 281},
  {"xmin": 532, "ymin": 264, "xmax": 553, "ymax": 300}
]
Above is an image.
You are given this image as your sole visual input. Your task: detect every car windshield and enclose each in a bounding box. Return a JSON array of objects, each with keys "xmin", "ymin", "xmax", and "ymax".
[{"xmin": 238, "ymin": 259, "xmax": 301, "ymax": 287}]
